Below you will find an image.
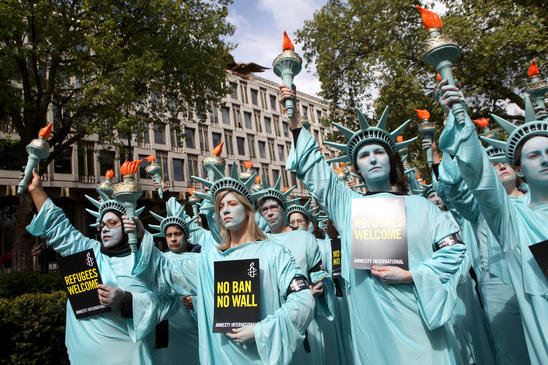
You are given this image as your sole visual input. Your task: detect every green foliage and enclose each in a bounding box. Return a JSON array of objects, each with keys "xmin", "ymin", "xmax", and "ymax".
[
  {"xmin": 297, "ymin": 0, "xmax": 547, "ymax": 178},
  {"xmin": 0, "ymin": 272, "xmax": 65, "ymax": 298},
  {"xmin": 0, "ymin": 291, "xmax": 68, "ymax": 365},
  {"xmin": 0, "ymin": 0, "xmax": 235, "ymax": 163}
]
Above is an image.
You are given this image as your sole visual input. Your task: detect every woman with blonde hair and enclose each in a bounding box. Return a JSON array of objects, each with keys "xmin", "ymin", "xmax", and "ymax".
[{"xmin": 132, "ymin": 163, "xmax": 315, "ymax": 365}]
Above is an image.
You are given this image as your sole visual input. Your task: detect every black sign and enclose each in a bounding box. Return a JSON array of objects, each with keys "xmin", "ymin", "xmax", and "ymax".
[
  {"xmin": 350, "ymin": 197, "xmax": 408, "ymax": 270},
  {"xmin": 59, "ymin": 249, "xmax": 111, "ymax": 319},
  {"xmin": 331, "ymin": 236, "xmax": 342, "ymax": 279},
  {"xmin": 213, "ymin": 259, "xmax": 260, "ymax": 333},
  {"xmin": 529, "ymin": 240, "xmax": 548, "ymax": 281}
]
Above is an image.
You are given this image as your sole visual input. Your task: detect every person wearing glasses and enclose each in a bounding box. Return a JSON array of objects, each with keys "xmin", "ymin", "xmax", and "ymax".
[{"xmin": 23, "ymin": 170, "xmax": 181, "ymax": 365}]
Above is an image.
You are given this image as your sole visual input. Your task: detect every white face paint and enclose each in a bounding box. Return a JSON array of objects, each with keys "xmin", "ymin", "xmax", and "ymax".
[
  {"xmin": 165, "ymin": 225, "xmax": 187, "ymax": 252},
  {"xmin": 356, "ymin": 143, "xmax": 391, "ymax": 189},
  {"xmin": 260, "ymin": 198, "xmax": 285, "ymax": 232},
  {"xmin": 100, "ymin": 212, "xmax": 123, "ymax": 248},
  {"xmin": 519, "ymin": 136, "xmax": 548, "ymax": 188},
  {"xmin": 219, "ymin": 192, "xmax": 247, "ymax": 230}
]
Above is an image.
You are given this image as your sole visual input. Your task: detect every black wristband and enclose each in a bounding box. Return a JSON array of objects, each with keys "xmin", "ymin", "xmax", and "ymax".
[
  {"xmin": 434, "ymin": 233, "xmax": 464, "ymax": 251},
  {"xmin": 120, "ymin": 291, "xmax": 133, "ymax": 318}
]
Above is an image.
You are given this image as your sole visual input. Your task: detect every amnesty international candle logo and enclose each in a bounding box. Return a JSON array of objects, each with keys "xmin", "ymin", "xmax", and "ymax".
[
  {"xmin": 59, "ymin": 249, "xmax": 111, "ymax": 319},
  {"xmin": 350, "ymin": 197, "xmax": 408, "ymax": 270},
  {"xmin": 213, "ymin": 259, "xmax": 260, "ymax": 333}
]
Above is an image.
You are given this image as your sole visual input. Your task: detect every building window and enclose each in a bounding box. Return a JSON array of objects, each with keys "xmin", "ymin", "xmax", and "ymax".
[
  {"xmin": 291, "ymin": 171, "xmax": 297, "ymax": 186},
  {"xmin": 173, "ymin": 158, "xmax": 185, "ymax": 181},
  {"xmin": 185, "ymin": 127, "xmax": 195, "ymax": 149},
  {"xmin": 316, "ymin": 110, "xmax": 322, "ymax": 124},
  {"xmin": 212, "ymin": 132, "xmax": 222, "ymax": 148},
  {"xmin": 261, "ymin": 163, "xmax": 269, "ymax": 180},
  {"xmin": 240, "ymin": 82, "xmax": 248, "ymax": 104},
  {"xmin": 77, "ymin": 142, "xmax": 95, "ymax": 182},
  {"xmin": 260, "ymin": 88, "xmax": 267, "ymax": 108},
  {"xmin": 282, "ymin": 170, "xmax": 289, "ymax": 187},
  {"xmin": 233, "ymin": 106, "xmax": 242, "ymax": 129},
  {"xmin": 236, "ymin": 137, "xmax": 245, "ymax": 155},
  {"xmin": 268, "ymin": 139, "xmax": 275, "ymax": 161},
  {"xmin": 138, "ymin": 154, "xmax": 150, "ymax": 179},
  {"xmin": 54, "ymin": 147, "xmax": 73, "ymax": 174},
  {"xmin": 247, "ymin": 134, "xmax": 256, "ymax": 158},
  {"xmin": 286, "ymin": 142, "xmax": 291, "ymax": 156},
  {"xmin": 314, "ymin": 130, "xmax": 320, "ymax": 143},
  {"xmin": 270, "ymin": 95, "xmax": 277, "ymax": 111},
  {"xmin": 171, "ymin": 128, "xmax": 182, "ymax": 149},
  {"xmin": 99, "ymin": 150, "xmax": 115, "ymax": 176},
  {"xmin": 244, "ymin": 112, "xmax": 252, "ymax": 129},
  {"xmin": 277, "ymin": 144, "xmax": 285, "ymax": 161},
  {"xmin": 209, "ymin": 101, "xmax": 219, "ymax": 125},
  {"xmin": 282, "ymin": 122, "xmax": 289, "ymax": 137},
  {"xmin": 199, "ymin": 126, "xmax": 208, "ymax": 152},
  {"xmin": 264, "ymin": 117, "xmax": 272, "ymax": 134},
  {"xmin": 221, "ymin": 107, "xmax": 231, "ymax": 125},
  {"xmin": 157, "ymin": 151, "xmax": 169, "ymax": 180},
  {"xmin": 137, "ymin": 123, "xmax": 150, "ymax": 144},
  {"xmin": 230, "ymin": 82, "xmax": 238, "ymax": 99},
  {"xmin": 154, "ymin": 125, "xmax": 166, "ymax": 145},
  {"xmin": 272, "ymin": 169, "xmax": 280, "ymax": 183},
  {"xmin": 258, "ymin": 141, "xmax": 266, "ymax": 159},
  {"xmin": 273, "ymin": 116, "xmax": 280, "ymax": 136},
  {"xmin": 225, "ymin": 131, "xmax": 234, "ymax": 155},
  {"xmin": 302, "ymin": 105, "xmax": 308, "ymax": 121},
  {"xmin": 187, "ymin": 155, "xmax": 199, "ymax": 179},
  {"xmin": 254, "ymin": 111, "xmax": 262, "ymax": 133},
  {"xmin": 250, "ymin": 89, "xmax": 258, "ymax": 105},
  {"xmin": 308, "ymin": 105, "xmax": 315, "ymax": 123}
]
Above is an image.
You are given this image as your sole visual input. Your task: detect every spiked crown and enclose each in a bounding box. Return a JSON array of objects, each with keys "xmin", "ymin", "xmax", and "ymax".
[
  {"xmin": 324, "ymin": 107, "xmax": 417, "ymax": 166},
  {"xmin": 481, "ymin": 96, "xmax": 548, "ymax": 166},
  {"xmin": 285, "ymin": 198, "xmax": 321, "ymax": 224},
  {"xmin": 191, "ymin": 162, "xmax": 262, "ymax": 207},
  {"xmin": 148, "ymin": 197, "xmax": 200, "ymax": 238},
  {"xmin": 85, "ymin": 188, "xmax": 145, "ymax": 228},
  {"xmin": 256, "ymin": 177, "xmax": 295, "ymax": 211}
]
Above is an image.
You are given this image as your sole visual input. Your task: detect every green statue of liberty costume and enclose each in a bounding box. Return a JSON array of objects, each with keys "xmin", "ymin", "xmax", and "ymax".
[
  {"xmin": 26, "ymin": 185, "xmax": 181, "ymax": 365},
  {"xmin": 286, "ymin": 104, "xmax": 470, "ymax": 364},
  {"xmin": 132, "ymin": 163, "xmax": 315, "ymax": 365},
  {"xmin": 438, "ymin": 84, "xmax": 548, "ymax": 364}
]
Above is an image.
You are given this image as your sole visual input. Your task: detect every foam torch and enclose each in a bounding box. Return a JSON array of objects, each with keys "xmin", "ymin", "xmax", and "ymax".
[
  {"xmin": 473, "ymin": 118, "xmax": 496, "ymax": 139},
  {"xmin": 416, "ymin": 6, "xmax": 465, "ymax": 125},
  {"xmin": 240, "ymin": 161, "xmax": 255, "ymax": 181},
  {"xmin": 273, "ymin": 31, "xmax": 302, "ymax": 118},
  {"xmin": 144, "ymin": 155, "xmax": 163, "ymax": 199},
  {"xmin": 415, "ymin": 108, "xmax": 436, "ymax": 168},
  {"xmin": 526, "ymin": 60, "xmax": 548, "ymax": 119},
  {"xmin": 17, "ymin": 123, "xmax": 53, "ymax": 195},
  {"xmin": 187, "ymin": 188, "xmax": 200, "ymax": 217},
  {"xmin": 204, "ymin": 142, "xmax": 225, "ymax": 182},
  {"xmin": 98, "ymin": 170, "xmax": 115, "ymax": 197},
  {"xmin": 113, "ymin": 160, "xmax": 143, "ymax": 251}
]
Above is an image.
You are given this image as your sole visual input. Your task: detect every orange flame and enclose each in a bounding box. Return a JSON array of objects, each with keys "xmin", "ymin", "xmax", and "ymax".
[
  {"xmin": 255, "ymin": 176, "xmax": 262, "ymax": 183},
  {"xmin": 105, "ymin": 169, "xmax": 114, "ymax": 179},
  {"xmin": 473, "ymin": 117, "xmax": 489, "ymax": 127},
  {"xmin": 396, "ymin": 136, "xmax": 404, "ymax": 143},
  {"xmin": 528, "ymin": 60, "xmax": 539, "ymax": 77},
  {"xmin": 38, "ymin": 123, "xmax": 53, "ymax": 139},
  {"xmin": 244, "ymin": 161, "xmax": 253, "ymax": 169},
  {"xmin": 145, "ymin": 155, "xmax": 156, "ymax": 163},
  {"xmin": 414, "ymin": 108, "xmax": 431, "ymax": 120},
  {"xmin": 212, "ymin": 142, "xmax": 224, "ymax": 156},
  {"xmin": 187, "ymin": 187, "xmax": 196, "ymax": 195},
  {"xmin": 282, "ymin": 31, "xmax": 295, "ymax": 51},
  {"xmin": 416, "ymin": 173, "xmax": 421, "ymax": 179},
  {"xmin": 336, "ymin": 167, "xmax": 344, "ymax": 173},
  {"xmin": 416, "ymin": 6, "xmax": 443, "ymax": 29},
  {"xmin": 318, "ymin": 146, "xmax": 322, "ymax": 153},
  {"xmin": 436, "ymin": 73, "xmax": 442, "ymax": 81},
  {"xmin": 120, "ymin": 160, "xmax": 143, "ymax": 175}
]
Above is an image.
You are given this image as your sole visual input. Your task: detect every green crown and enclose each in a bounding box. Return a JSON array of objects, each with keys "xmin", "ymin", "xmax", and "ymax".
[
  {"xmin": 192, "ymin": 162, "xmax": 262, "ymax": 208},
  {"xmin": 481, "ymin": 96, "xmax": 548, "ymax": 166},
  {"xmin": 324, "ymin": 106, "xmax": 417, "ymax": 166},
  {"xmin": 85, "ymin": 188, "xmax": 145, "ymax": 228},
  {"xmin": 149, "ymin": 197, "xmax": 199, "ymax": 238},
  {"xmin": 285, "ymin": 198, "xmax": 321, "ymax": 225},
  {"xmin": 255, "ymin": 177, "xmax": 295, "ymax": 211}
]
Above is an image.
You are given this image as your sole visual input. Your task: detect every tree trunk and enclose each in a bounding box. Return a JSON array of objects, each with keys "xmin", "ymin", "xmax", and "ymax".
[{"xmin": 12, "ymin": 192, "xmax": 36, "ymax": 272}]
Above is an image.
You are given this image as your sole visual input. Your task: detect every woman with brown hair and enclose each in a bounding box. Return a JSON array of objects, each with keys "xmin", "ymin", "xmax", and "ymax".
[{"xmin": 132, "ymin": 163, "xmax": 315, "ymax": 365}]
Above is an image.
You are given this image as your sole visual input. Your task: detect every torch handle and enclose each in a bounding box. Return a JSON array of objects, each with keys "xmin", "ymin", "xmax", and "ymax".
[
  {"xmin": 123, "ymin": 203, "xmax": 138, "ymax": 252},
  {"xmin": 437, "ymin": 61, "xmax": 465, "ymax": 125},
  {"xmin": 17, "ymin": 156, "xmax": 39, "ymax": 195},
  {"xmin": 423, "ymin": 136, "xmax": 433, "ymax": 168},
  {"xmin": 191, "ymin": 204, "xmax": 198, "ymax": 217},
  {"xmin": 152, "ymin": 175, "xmax": 163, "ymax": 199},
  {"xmin": 281, "ymin": 72, "xmax": 296, "ymax": 118}
]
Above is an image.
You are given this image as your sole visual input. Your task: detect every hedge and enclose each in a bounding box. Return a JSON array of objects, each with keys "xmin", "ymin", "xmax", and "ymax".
[
  {"xmin": 0, "ymin": 272, "xmax": 65, "ymax": 298},
  {"xmin": 0, "ymin": 291, "xmax": 68, "ymax": 365}
]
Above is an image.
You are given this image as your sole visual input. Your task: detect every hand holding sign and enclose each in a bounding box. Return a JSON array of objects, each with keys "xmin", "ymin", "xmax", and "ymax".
[
  {"xmin": 371, "ymin": 266, "xmax": 413, "ymax": 284},
  {"xmin": 226, "ymin": 324, "xmax": 255, "ymax": 344},
  {"xmin": 97, "ymin": 284, "xmax": 126, "ymax": 307}
]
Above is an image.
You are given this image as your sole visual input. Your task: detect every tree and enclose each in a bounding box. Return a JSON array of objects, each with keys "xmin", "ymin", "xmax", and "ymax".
[
  {"xmin": 0, "ymin": 0, "xmax": 234, "ymax": 271},
  {"xmin": 297, "ymin": 0, "xmax": 547, "ymax": 176}
]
